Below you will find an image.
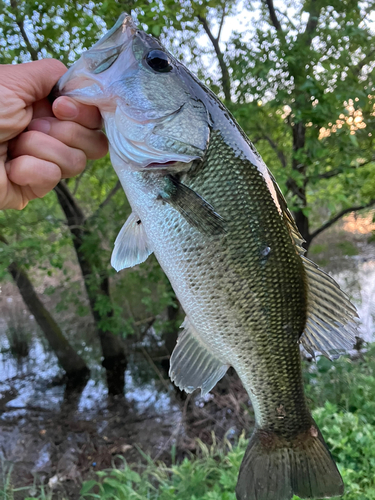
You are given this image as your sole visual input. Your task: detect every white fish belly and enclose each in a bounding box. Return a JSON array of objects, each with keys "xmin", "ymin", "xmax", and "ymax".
[{"xmin": 118, "ymin": 169, "xmax": 255, "ymax": 367}]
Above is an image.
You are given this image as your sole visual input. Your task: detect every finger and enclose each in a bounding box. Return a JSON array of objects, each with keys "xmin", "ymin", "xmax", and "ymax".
[
  {"xmin": 3, "ymin": 59, "xmax": 67, "ymax": 104},
  {"xmin": 9, "ymin": 130, "xmax": 87, "ymax": 178},
  {"xmin": 28, "ymin": 118, "xmax": 108, "ymax": 160},
  {"xmin": 53, "ymin": 97, "xmax": 103, "ymax": 130},
  {"xmin": 5, "ymin": 155, "xmax": 62, "ymax": 204}
]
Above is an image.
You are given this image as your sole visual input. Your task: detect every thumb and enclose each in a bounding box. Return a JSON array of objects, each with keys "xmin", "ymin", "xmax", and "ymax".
[{"xmin": 2, "ymin": 59, "xmax": 67, "ymax": 105}]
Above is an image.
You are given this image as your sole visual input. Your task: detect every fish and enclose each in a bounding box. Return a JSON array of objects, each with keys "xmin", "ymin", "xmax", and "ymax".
[{"xmin": 55, "ymin": 13, "xmax": 358, "ymax": 500}]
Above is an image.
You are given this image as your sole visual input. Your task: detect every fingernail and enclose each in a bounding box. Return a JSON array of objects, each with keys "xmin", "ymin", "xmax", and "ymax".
[
  {"xmin": 56, "ymin": 99, "xmax": 78, "ymax": 119},
  {"xmin": 28, "ymin": 119, "xmax": 51, "ymax": 134}
]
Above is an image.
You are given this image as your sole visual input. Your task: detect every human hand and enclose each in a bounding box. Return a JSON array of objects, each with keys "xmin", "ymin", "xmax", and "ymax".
[{"xmin": 0, "ymin": 59, "xmax": 108, "ymax": 210}]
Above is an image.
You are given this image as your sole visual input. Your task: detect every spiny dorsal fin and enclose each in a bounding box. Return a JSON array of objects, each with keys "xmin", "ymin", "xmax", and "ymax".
[
  {"xmin": 169, "ymin": 317, "xmax": 229, "ymax": 396},
  {"xmin": 111, "ymin": 212, "xmax": 153, "ymax": 271},
  {"xmin": 270, "ymin": 177, "xmax": 307, "ymax": 255},
  {"xmin": 301, "ymin": 256, "xmax": 358, "ymax": 359}
]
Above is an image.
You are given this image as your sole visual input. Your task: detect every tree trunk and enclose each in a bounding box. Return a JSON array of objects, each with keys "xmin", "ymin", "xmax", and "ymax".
[
  {"xmin": 54, "ymin": 181, "xmax": 127, "ymax": 395},
  {"xmin": 162, "ymin": 294, "xmax": 182, "ymax": 356},
  {"xmin": 8, "ymin": 261, "xmax": 90, "ymax": 382},
  {"xmin": 288, "ymin": 121, "xmax": 312, "ymax": 249}
]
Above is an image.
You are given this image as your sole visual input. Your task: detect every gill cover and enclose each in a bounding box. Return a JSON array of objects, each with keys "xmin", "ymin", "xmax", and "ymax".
[{"xmin": 56, "ymin": 13, "xmax": 210, "ymax": 169}]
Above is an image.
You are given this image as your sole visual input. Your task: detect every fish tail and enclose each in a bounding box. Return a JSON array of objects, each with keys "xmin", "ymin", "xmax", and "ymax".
[{"xmin": 236, "ymin": 423, "xmax": 343, "ymax": 500}]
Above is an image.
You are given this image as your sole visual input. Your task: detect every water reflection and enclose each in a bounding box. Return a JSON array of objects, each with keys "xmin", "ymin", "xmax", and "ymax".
[{"xmin": 325, "ymin": 251, "xmax": 375, "ymax": 343}]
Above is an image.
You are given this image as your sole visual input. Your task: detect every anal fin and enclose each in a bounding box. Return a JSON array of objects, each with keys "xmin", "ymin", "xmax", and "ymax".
[
  {"xmin": 301, "ymin": 256, "xmax": 358, "ymax": 359},
  {"xmin": 169, "ymin": 318, "xmax": 229, "ymax": 396},
  {"xmin": 111, "ymin": 212, "xmax": 153, "ymax": 271}
]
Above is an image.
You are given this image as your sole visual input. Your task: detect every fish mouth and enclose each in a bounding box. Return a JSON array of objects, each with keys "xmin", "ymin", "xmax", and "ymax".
[
  {"xmin": 143, "ymin": 160, "xmax": 182, "ymax": 169},
  {"xmin": 91, "ymin": 13, "xmax": 136, "ymax": 50},
  {"xmin": 55, "ymin": 13, "xmax": 137, "ymax": 99}
]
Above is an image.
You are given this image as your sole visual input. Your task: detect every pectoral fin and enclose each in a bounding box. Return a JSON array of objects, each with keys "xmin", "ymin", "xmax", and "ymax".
[
  {"xmin": 301, "ymin": 256, "xmax": 358, "ymax": 359},
  {"xmin": 111, "ymin": 212, "xmax": 153, "ymax": 271},
  {"xmin": 159, "ymin": 175, "xmax": 225, "ymax": 235},
  {"xmin": 169, "ymin": 317, "xmax": 229, "ymax": 396}
]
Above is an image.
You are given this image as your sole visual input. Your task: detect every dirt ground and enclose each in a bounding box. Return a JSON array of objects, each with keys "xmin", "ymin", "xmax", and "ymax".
[{"xmin": 0, "ymin": 366, "xmax": 253, "ymax": 499}]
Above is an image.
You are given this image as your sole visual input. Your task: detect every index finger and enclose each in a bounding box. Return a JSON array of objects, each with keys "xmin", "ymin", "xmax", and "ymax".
[{"xmin": 52, "ymin": 96, "xmax": 103, "ymax": 130}]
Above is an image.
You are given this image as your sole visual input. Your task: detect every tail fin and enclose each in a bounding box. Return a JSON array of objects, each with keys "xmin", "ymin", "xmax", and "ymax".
[{"xmin": 236, "ymin": 425, "xmax": 343, "ymax": 500}]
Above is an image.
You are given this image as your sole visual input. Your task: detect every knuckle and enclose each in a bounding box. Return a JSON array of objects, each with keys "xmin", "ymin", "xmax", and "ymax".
[
  {"xmin": 63, "ymin": 122, "xmax": 79, "ymax": 145},
  {"xmin": 50, "ymin": 121, "xmax": 76, "ymax": 145},
  {"xmin": 71, "ymin": 150, "xmax": 87, "ymax": 173},
  {"xmin": 49, "ymin": 163, "xmax": 62, "ymax": 184},
  {"xmin": 16, "ymin": 131, "xmax": 40, "ymax": 151}
]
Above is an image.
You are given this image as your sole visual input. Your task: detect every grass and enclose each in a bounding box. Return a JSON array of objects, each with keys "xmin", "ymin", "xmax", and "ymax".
[{"xmin": 9, "ymin": 345, "xmax": 375, "ymax": 500}]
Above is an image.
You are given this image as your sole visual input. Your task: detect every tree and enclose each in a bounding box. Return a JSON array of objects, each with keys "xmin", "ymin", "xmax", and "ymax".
[
  {"xmin": 156, "ymin": 0, "xmax": 375, "ymax": 249},
  {"xmin": 3, "ymin": 253, "xmax": 90, "ymax": 383}
]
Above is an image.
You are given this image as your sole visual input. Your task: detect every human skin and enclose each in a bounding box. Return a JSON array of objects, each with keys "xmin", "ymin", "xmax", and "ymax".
[{"xmin": 0, "ymin": 59, "xmax": 108, "ymax": 210}]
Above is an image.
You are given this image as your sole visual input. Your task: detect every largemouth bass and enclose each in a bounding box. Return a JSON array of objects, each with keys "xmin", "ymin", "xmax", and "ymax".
[{"xmin": 56, "ymin": 14, "xmax": 358, "ymax": 500}]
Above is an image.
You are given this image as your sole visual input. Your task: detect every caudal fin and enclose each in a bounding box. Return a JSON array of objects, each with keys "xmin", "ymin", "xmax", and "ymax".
[{"xmin": 236, "ymin": 425, "xmax": 343, "ymax": 500}]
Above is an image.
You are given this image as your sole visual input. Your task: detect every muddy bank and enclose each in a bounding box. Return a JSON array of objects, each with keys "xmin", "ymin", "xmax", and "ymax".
[{"xmin": 0, "ymin": 345, "xmax": 252, "ymax": 499}]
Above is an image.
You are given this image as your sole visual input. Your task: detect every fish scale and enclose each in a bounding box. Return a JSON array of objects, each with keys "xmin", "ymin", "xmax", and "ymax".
[
  {"xmin": 56, "ymin": 13, "xmax": 358, "ymax": 500},
  {"xmin": 182, "ymin": 130, "xmax": 310, "ymax": 432}
]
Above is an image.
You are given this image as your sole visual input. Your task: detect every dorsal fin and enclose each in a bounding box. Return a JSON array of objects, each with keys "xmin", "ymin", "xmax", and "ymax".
[
  {"xmin": 301, "ymin": 256, "xmax": 358, "ymax": 359},
  {"xmin": 271, "ymin": 177, "xmax": 306, "ymax": 255},
  {"xmin": 270, "ymin": 178, "xmax": 358, "ymax": 358}
]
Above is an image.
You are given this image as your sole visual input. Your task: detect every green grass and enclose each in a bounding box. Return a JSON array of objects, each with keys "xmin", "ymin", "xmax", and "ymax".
[{"xmin": 15, "ymin": 345, "xmax": 375, "ymax": 499}]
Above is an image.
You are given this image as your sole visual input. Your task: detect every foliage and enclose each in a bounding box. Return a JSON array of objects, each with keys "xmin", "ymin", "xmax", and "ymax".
[{"xmin": 304, "ymin": 344, "xmax": 375, "ymax": 422}]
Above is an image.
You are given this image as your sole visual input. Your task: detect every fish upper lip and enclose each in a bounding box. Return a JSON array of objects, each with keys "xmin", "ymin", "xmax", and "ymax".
[{"xmin": 57, "ymin": 14, "xmax": 136, "ymax": 94}]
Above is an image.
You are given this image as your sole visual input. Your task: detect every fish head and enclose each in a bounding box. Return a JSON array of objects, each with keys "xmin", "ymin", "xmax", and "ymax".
[{"xmin": 56, "ymin": 13, "xmax": 210, "ymax": 170}]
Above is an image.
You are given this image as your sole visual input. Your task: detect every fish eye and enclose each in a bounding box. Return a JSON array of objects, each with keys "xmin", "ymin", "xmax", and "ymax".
[{"xmin": 145, "ymin": 50, "xmax": 173, "ymax": 73}]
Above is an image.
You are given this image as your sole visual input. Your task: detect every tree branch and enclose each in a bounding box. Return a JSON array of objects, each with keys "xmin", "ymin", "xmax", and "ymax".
[
  {"xmin": 275, "ymin": 8, "xmax": 296, "ymax": 30},
  {"xmin": 311, "ymin": 157, "xmax": 375, "ymax": 181},
  {"xmin": 298, "ymin": 0, "xmax": 321, "ymax": 48},
  {"xmin": 217, "ymin": 3, "xmax": 226, "ymax": 43},
  {"xmin": 54, "ymin": 181, "xmax": 86, "ymax": 227},
  {"xmin": 197, "ymin": 15, "xmax": 231, "ymax": 102},
  {"xmin": 264, "ymin": 0, "xmax": 282, "ymax": 32},
  {"xmin": 88, "ymin": 180, "xmax": 122, "ymax": 221},
  {"xmin": 10, "ymin": 0, "xmax": 39, "ymax": 61},
  {"xmin": 263, "ymin": 133, "xmax": 288, "ymax": 168},
  {"xmin": 310, "ymin": 199, "xmax": 375, "ymax": 241}
]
